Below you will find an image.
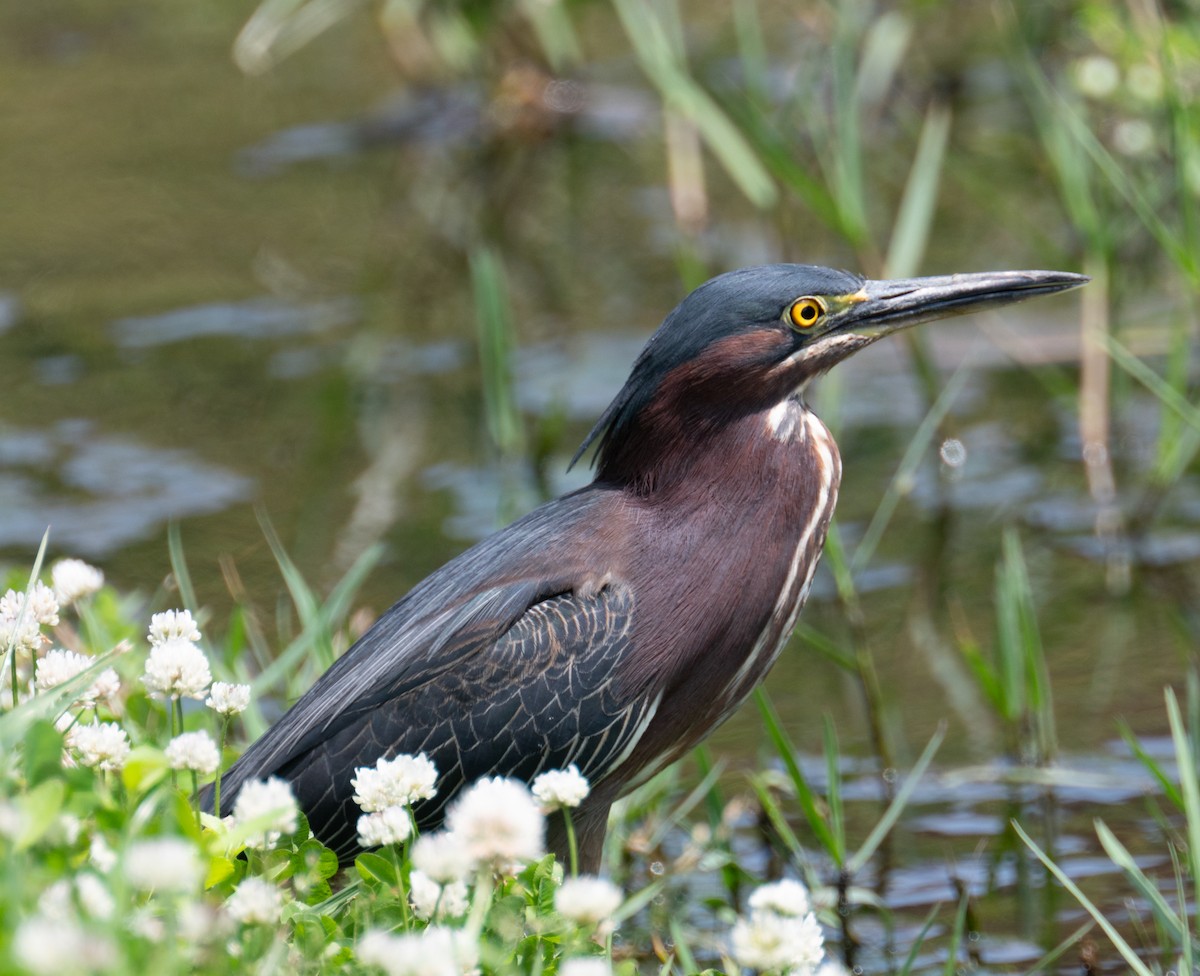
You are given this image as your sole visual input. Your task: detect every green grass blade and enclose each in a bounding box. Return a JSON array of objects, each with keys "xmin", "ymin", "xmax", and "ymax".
[
  {"xmin": 897, "ymin": 901, "xmax": 943, "ymax": 975},
  {"xmin": 611, "ymin": 0, "xmax": 776, "ymax": 208},
  {"xmin": 1165, "ymin": 686, "xmax": 1200, "ymax": 920},
  {"xmin": 1013, "ymin": 820, "xmax": 1156, "ymax": 976},
  {"xmin": 885, "ymin": 100, "xmax": 952, "ymax": 280},
  {"xmin": 851, "ymin": 363, "xmax": 971, "ymax": 573},
  {"xmin": 847, "ymin": 722, "xmax": 944, "ymax": 875},
  {"xmin": 750, "ymin": 775, "xmax": 805, "ymax": 862},
  {"xmin": 1024, "ymin": 921, "xmax": 1096, "ymax": 975},
  {"xmin": 941, "ymin": 890, "xmax": 970, "ymax": 976},
  {"xmin": 1094, "ymin": 819, "xmax": 1188, "ymax": 948},
  {"xmin": 755, "ymin": 688, "xmax": 841, "ymax": 863},
  {"xmin": 470, "ymin": 246, "xmax": 523, "ymax": 458},
  {"xmin": 822, "ymin": 716, "xmax": 844, "ymax": 858},
  {"xmin": 167, "ymin": 522, "xmax": 199, "ymax": 619}
]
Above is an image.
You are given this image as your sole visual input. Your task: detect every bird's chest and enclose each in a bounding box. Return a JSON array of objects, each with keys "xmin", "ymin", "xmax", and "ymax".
[{"xmin": 622, "ymin": 406, "xmax": 842, "ymax": 768}]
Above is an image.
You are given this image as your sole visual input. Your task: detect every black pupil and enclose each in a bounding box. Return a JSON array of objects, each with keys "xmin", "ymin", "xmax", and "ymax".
[{"xmin": 801, "ymin": 304, "xmax": 815, "ymax": 320}]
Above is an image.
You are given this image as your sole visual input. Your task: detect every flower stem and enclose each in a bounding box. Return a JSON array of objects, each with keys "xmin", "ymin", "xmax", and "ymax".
[
  {"xmin": 391, "ymin": 844, "xmax": 412, "ymax": 930},
  {"xmin": 190, "ymin": 770, "xmax": 200, "ymax": 829},
  {"xmin": 563, "ymin": 808, "xmax": 579, "ymax": 877},
  {"xmin": 172, "ymin": 696, "xmax": 183, "ymax": 738},
  {"xmin": 212, "ymin": 715, "xmax": 229, "ymax": 816}
]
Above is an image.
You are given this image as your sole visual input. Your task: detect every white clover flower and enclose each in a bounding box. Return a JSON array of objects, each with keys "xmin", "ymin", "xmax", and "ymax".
[
  {"xmin": 351, "ymin": 752, "xmax": 438, "ymax": 813},
  {"xmin": 1, "ymin": 582, "xmax": 60, "ymax": 628},
  {"xmin": 90, "ymin": 834, "xmax": 117, "ymax": 872},
  {"xmin": 148, "ymin": 609, "xmax": 202, "ymax": 645},
  {"xmin": 75, "ymin": 873, "xmax": 115, "ymax": 920},
  {"xmin": 559, "ymin": 960, "xmax": 612, "ymax": 976},
  {"xmin": 748, "ymin": 878, "xmax": 811, "ymax": 918},
  {"xmin": 85, "ymin": 667, "xmax": 121, "ymax": 707},
  {"xmin": 815, "ymin": 958, "xmax": 850, "ymax": 976},
  {"xmin": 225, "ymin": 877, "xmax": 284, "ymax": 924},
  {"xmin": 34, "ymin": 648, "xmax": 90, "ymax": 692},
  {"xmin": 1072, "ymin": 54, "xmax": 1119, "ymax": 98},
  {"xmin": 142, "ymin": 637, "xmax": 211, "ymax": 699},
  {"xmin": 52, "ymin": 559, "xmax": 104, "ymax": 605},
  {"xmin": 555, "ymin": 875, "xmax": 623, "ymax": 927},
  {"xmin": 66, "ymin": 720, "xmax": 130, "ymax": 771},
  {"xmin": 356, "ymin": 925, "xmax": 476, "ymax": 976},
  {"xmin": 409, "ymin": 870, "xmax": 469, "ymax": 921},
  {"xmin": 357, "ymin": 806, "xmax": 412, "ymax": 848},
  {"xmin": 444, "ymin": 776, "xmax": 545, "ymax": 870},
  {"xmin": 0, "ymin": 599, "xmax": 44, "ymax": 653},
  {"xmin": 35, "ymin": 649, "xmax": 120, "ymax": 708},
  {"xmin": 532, "ymin": 764, "xmax": 590, "ymax": 809},
  {"xmin": 411, "ymin": 829, "xmax": 474, "ymax": 883},
  {"xmin": 1113, "ymin": 118, "xmax": 1155, "ymax": 157},
  {"xmin": 165, "ymin": 730, "xmax": 221, "ymax": 775},
  {"xmin": 37, "ymin": 880, "xmax": 74, "ymax": 922},
  {"xmin": 232, "ymin": 777, "xmax": 299, "ymax": 849},
  {"xmin": 730, "ymin": 908, "xmax": 824, "ymax": 973},
  {"xmin": 13, "ymin": 914, "xmax": 116, "ymax": 976},
  {"xmin": 179, "ymin": 900, "xmax": 231, "ymax": 944},
  {"xmin": 206, "ymin": 681, "xmax": 251, "ymax": 715},
  {"xmin": 124, "ymin": 837, "xmax": 203, "ymax": 893}
]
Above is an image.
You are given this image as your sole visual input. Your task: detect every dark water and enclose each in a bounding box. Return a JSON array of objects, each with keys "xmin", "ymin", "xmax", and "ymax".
[{"xmin": 2, "ymin": 4, "xmax": 1195, "ymax": 970}]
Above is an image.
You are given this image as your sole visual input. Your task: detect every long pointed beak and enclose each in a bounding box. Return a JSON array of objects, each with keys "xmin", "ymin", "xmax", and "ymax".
[{"xmin": 847, "ymin": 269, "xmax": 1089, "ymax": 335}]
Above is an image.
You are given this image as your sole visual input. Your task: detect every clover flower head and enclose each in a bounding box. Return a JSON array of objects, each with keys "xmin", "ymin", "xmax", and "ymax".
[
  {"xmin": 356, "ymin": 925, "xmax": 477, "ymax": 976},
  {"xmin": 532, "ymin": 764, "xmax": 590, "ymax": 809},
  {"xmin": 66, "ymin": 721, "xmax": 130, "ymax": 771},
  {"xmin": 555, "ymin": 875, "xmax": 623, "ymax": 927},
  {"xmin": 142, "ymin": 637, "xmax": 211, "ymax": 699},
  {"xmin": 232, "ymin": 777, "xmax": 299, "ymax": 849},
  {"xmin": 51, "ymin": 559, "xmax": 104, "ymax": 605},
  {"xmin": 34, "ymin": 648, "xmax": 90, "ymax": 693},
  {"xmin": 730, "ymin": 902, "xmax": 825, "ymax": 973},
  {"xmin": 35, "ymin": 649, "xmax": 121, "ymax": 708},
  {"xmin": 444, "ymin": 776, "xmax": 545, "ymax": 870},
  {"xmin": 409, "ymin": 870, "xmax": 469, "ymax": 921},
  {"xmin": 14, "ymin": 914, "xmax": 115, "ymax": 976},
  {"xmin": 205, "ymin": 681, "xmax": 251, "ymax": 715},
  {"xmin": 2, "ymin": 582, "xmax": 60, "ymax": 628},
  {"xmin": 351, "ymin": 752, "xmax": 438, "ymax": 812},
  {"xmin": 148, "ymin": 609, "xmax": 201, "ymax": 646},
  {"xmin": 748, "ymin": 878, "xmax": 811, "ymax": 918},
  {"xmin": 165, "ymin": 730, "xmax": 221, "ymax": 775},
  {"xmin": 124, "ymin": 837, "xmax": 203, "ymax": 894},
  {"xmin": 225, "ymin": 877, "xmax": 284, "ymax": 924},
  {"xmin": 559, "ymin": 960, "xmax": 613, "ymax": 976},
  {"xmin": 357, "ymin": 806, "xmax": 412, "ymax": 848},
  {"xmin": 411, "ymin": 829, "xmax": 474, "ymax": 883},
  {"xmin": 0, "ymin": 611, "xmax": 42, "ymax": 654}
]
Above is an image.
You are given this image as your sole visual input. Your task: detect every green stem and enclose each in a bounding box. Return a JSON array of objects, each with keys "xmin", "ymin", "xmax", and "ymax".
[
  {"xmin": 9, "ymin": 642, "xmax": 17, "ymax": 710},
  {"xmin": 212, "ymin": 716, "xmax": 229, "ymax": 816},
  {"xmin": 172, "ymin": 696, "xmax": 183, "ymax": 738},
  {"xmin": 190, "ymin": 770, "xmax": 200, "ymax": 829},
  {"xmin": 391, "ymin": 844, "xmax": 411, "ymax": 930},
  {"xmin": 563, "ymin": 808, "xmax": 579, "ymax": 877}
]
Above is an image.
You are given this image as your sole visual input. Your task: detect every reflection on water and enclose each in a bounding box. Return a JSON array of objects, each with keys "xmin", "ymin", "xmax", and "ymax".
[
  {"xmin": 0, "ymin": 421, "xmax": 252, "ymax": 556},
  {"xmin": 112, "ymin": 296, "xmax": 360, "ymax": 348}
]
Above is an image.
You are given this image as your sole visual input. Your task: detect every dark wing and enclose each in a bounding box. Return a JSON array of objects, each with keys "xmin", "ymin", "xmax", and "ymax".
[{"xmin": 219, "ymin": 580, "xmax": 654, "ymax": 863}]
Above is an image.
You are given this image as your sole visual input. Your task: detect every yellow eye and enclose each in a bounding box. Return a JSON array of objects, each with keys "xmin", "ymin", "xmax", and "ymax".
[{"xmin": 788, "ymin": 297, "xmax": 824, "ymax": 330}]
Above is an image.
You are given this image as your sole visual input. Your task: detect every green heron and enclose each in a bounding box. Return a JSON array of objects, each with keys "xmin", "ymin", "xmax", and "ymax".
[{"xmin": 215, "ymin": 264, "xmax": 1085, "ymax": 869}]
